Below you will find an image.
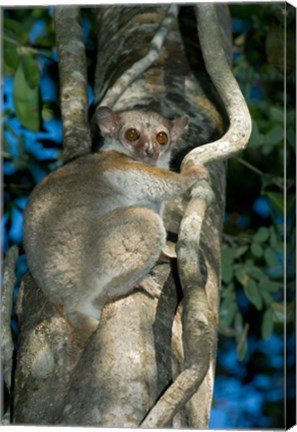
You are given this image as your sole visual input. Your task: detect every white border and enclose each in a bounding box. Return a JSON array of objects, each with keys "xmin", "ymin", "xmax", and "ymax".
[
  {"xmin": 0, "ymin": 0, "xmax": 295, "ymax": 6},
  {"xmin": 1, "ymin": 0, "xmax": 296, "ymax": 431}
]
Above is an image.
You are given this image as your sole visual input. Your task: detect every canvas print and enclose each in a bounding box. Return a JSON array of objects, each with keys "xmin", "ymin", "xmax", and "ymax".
[{"xmin": 1, "ymin": 2, "xmax": 296, "ymax": 429}]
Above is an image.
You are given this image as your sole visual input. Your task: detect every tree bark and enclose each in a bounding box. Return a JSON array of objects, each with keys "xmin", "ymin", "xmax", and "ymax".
[
  {"xmin": 55, "ymin": 6, "xmax": 91, "ymax": 162},
  {"xmin": 12, "ymin": 4, "xmax": 251, "ymax": 428}
]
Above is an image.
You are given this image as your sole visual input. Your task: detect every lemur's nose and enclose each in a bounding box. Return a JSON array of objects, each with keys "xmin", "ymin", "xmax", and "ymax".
[{"xmin": 144, "ymin": 141, "xmax": 155, "ymax": 156}]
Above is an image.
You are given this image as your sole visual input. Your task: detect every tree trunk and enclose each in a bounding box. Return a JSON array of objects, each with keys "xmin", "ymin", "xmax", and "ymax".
[{"xmin": 12, "ymin": 4, "xmax": 251, "ymax": 428}]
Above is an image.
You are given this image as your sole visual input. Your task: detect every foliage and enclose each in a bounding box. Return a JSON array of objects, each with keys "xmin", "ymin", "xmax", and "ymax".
[
  {"xmin": 3, "ymin": 8, "xmax": 62, "ymax": 254},
  {"xmin": 2, "ymin": 4, "xmax": 294, "ymax": 429},
  {"xmin": 220, "ymin": 1, "xmax": 295, "ymax": 352},
  {"xmin": 212, "ymin": 3, "xmax": 295, "ymax": 428}
]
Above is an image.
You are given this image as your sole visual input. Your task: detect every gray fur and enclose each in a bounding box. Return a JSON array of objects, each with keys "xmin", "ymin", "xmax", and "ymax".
[{"xmin": 24, "ymin": 107, "xmax": 206, "ymax": 343}]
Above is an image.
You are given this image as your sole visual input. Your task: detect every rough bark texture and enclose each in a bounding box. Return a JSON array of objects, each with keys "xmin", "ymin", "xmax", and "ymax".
[
  {"xmin": 2, "ymin": 246, "xmax": 19, "ymax": 392},
  {"xmin": 13, "ymin": 273, "xmax": 79, "ymax": 424},
  {"xmin": 54, "ymin": 7, "xmax": 91, "ymax": 162},
  {"xmin": 12, "ymin": 4, "xmax": 251, "ymax": 428}
]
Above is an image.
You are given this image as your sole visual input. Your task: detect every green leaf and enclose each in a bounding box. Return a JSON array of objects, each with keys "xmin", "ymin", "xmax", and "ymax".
[
  {"xmin": 259, "ymin": 280, "xmax": 283, "ymax": 293},
  {"xmin": 244, "ymin": 259, "xmax": 255, "ymax": 269},
  {"xmin": 262, "ymin": 309, "xmax": 274, "ymax": 340},
  {"xmin": 269, "ymin": 226, "xmax": 278, "ymax": 248},
  {"xmin": 261, "ymin": 291, "xmax": 273, "ymax": 307},
  {"xmin": 264, "ymin": 247, "xmax": 278, "ymax": 267},
  {"xmin": 13, "ymin": 59, "xmax": 40, "ymax": 131},
  {"xmin": 20, "ymin": 54, "xmax": 40, "ymax": 88},
  {"xmin": 253, "ymin": 227, "xmax": 269, "ymax": 243},
  {"xmin": 237, "ymin": 336, "xmax": 248, "ymax": 362},
  {"xmin": 4, "ymin": 19, "xmax": 28, "ymax": 43},
  {"xmin": 234, "ymin": 311, "xmax": 243, "ymax": 339},
  {"xmin": 235, "ymin": 245, "xmax": 249, "ymax": 258},
  {"xmin": 248, "ymin": 120, "xmax": 262, "ymax": 148},
  {"xmin": 220, "ymin": 299, "xmax": 237, "ymax": 327},
  {"xmin": 244, "ymin": 278, "xmax": 263, "ymax": 310},
  {"xmin": 4, "ymin": 42, "xmax": 20, "ymax": 73},
  {"xmin": 270, "ymin": 226, "xmax": 284, "ymax": 251},
  {"xmin": 221, "ymin": 245, "xmax": 249, "ymax": 269},
  {"xmin": 265, "ymin": 125, "xmax": 284, "ymax": 146},
  {"xmin": 269, "ymin": 106, "xmax": 284, "ymax": 123},
  {"xmin": 251, "ymin": 242, "xmax": 263, "ymax": 257},
  {"xmin": 221, "ymin": 248, "xmax": 236, "ymax": 265},
  {"xmin": 222, "ymin": 283, "xmax": 236, "ymax": 300},
  {"xmin": 236, "ymin": 323, "xmax": 248, "ymax": 361},
  {"xmin": 266, "ymin": 192, "xmax": 284, "ymax": 215},
  {"xmin": 247, "ymin": 266, "xmax": 269, "ymax": 282},
  {"xmin": 235, "ymin": 266, "xmax": 249, "ymax": 287},
  {"xmin": 222, "ymin": 265, "xmax": 233, "ymax": 284},
  {"xmin": 270, "ymin": 302, "xmax": 285, "ymax": 322}
]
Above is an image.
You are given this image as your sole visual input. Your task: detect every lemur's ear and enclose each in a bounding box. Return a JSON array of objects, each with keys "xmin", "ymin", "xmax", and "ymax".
[
  {"xmin": 95, "ymin": 106, "xmax": 118, "ymax": 138},
  {"xmin": 170, "ymin": 115, "xmax": 189, "ymax": 142}
]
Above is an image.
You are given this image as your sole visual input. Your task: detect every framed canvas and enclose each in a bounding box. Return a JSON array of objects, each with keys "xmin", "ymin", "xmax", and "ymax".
[{"xmin": 1, "ymin": 1, "xmax": 296, "ymax": 430}]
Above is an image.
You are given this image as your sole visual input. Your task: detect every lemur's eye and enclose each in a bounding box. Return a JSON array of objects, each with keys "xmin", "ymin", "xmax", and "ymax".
[
  {"xmin": 156, "ymin": 131, "xmax": 168, "ymax": 145},
  {"xmin": 125, "ymin": 128, "xmax": 140, "ymax": 141}
]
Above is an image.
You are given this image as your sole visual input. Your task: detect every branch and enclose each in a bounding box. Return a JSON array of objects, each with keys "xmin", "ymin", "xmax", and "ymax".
[
  {"xmin": 54, "ymin": 6, "xmax": 91, "ymax": 163},
  {"xmin": 141, "ymin": 181, "xmax": 216, "ymax": 428},
  {"xmin": 182, "ymin": 4, "xmax": 252, "ymax": 167},
  {"xmin": 99, "ymin": 4, "xmax": 178, "ymax": 108},
  {"xmin": 141, "ymin": 4, "xmax": 251, "ymax": 427},
  {"xmin": 1, "ymin": 245, "xmax": 19, "ymax": 391},
  {"xmin": 140, "ymin": 182, "xmax": 215, "ymax": 428}
]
